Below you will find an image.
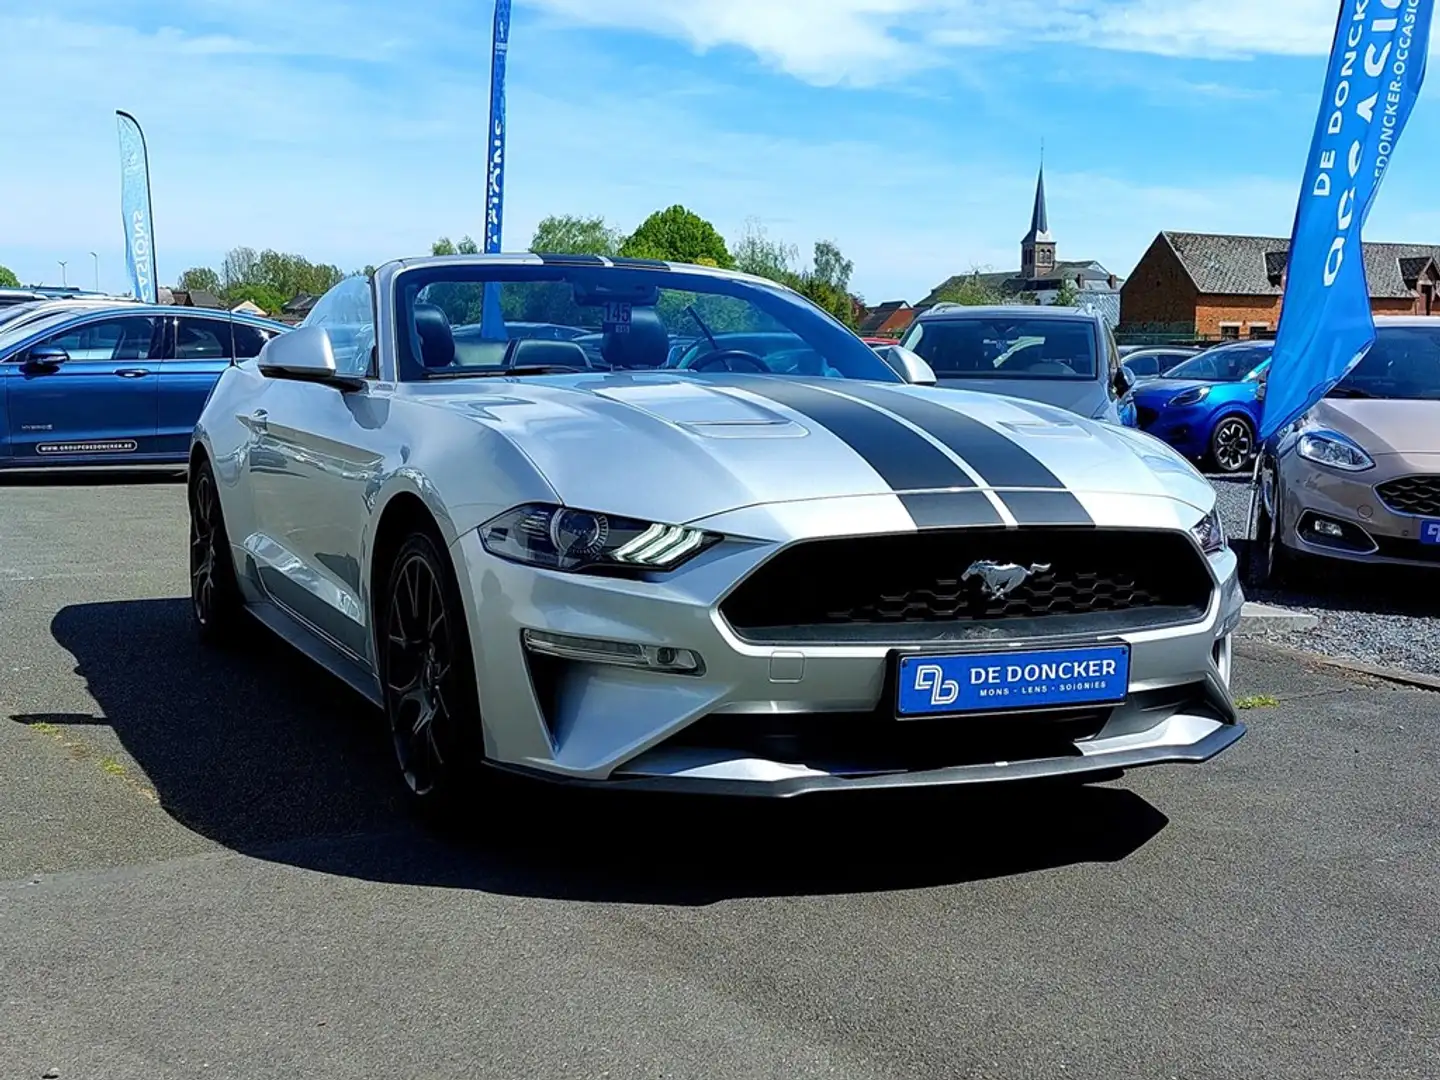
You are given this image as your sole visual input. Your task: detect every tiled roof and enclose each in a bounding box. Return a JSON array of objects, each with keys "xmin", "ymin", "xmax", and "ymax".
[
  {"xmin": 859, "ymin": 300, "xmax": 909, "ymax": 333},
  {"xmin": 1161, "ymin": 231, "xmax": 1440, "ymax": 299},
  {"xmin": 921, "ymin": 260, "xmax": 1121, "ymax": 307}
]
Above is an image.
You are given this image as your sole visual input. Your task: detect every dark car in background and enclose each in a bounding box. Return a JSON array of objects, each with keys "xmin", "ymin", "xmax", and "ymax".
[
  {"xmin": 896, "ymin": 304, "xmax": 1137, "ymax": 426},
  {"xmin": 0, "ymin": 304, "xmax": 289, "ymax": 470},
  {"xmin": 1132, "ymin": 340, "xmax": 1273, "ymax": 473},
  {"xmin": 1122, "ymin": 346, "xmax": 1200, "ymax": 382}
]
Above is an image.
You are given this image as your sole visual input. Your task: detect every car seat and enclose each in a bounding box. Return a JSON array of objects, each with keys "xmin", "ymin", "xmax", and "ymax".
[
  {"xmin": 414, "ymin": 302, "xmax": 455, "ymax": 368},
  {"xmin": 601, "ymin": 306, "xmax": 669, "ymax": 369}
]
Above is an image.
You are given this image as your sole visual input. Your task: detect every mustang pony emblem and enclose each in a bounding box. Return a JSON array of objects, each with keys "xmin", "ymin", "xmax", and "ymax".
[{"xmin": 961, "ymin": 560, "xmax": 1051, "ymax": 600}]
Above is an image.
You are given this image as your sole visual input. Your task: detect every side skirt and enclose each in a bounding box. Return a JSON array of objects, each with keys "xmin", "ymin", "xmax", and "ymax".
[{"xmin": 246, "ymin": 598, "xmax": 384, "ymax": 709}]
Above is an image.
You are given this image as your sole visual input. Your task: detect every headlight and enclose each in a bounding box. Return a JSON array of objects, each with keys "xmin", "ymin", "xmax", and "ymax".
[
  {"xmin": 1297, "ymin": 430, "xmax": 1374, "ymax": 472},
  {"xmin": 1168, "ymin": 386, "xmax": 1210, "ymax": 407},
  {"xmin": 1190, "ymin": 505, "xmax": 1227, "ymax": 555},
  {"xmin": 480, "ymin": 503, "xmax": 720, "ymax": 572}
]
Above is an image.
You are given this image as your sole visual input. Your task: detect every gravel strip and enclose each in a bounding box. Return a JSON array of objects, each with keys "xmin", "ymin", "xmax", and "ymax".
[{"xmin": 1208, "ymin": 474, "xmax": 1440, "ymax": 677}]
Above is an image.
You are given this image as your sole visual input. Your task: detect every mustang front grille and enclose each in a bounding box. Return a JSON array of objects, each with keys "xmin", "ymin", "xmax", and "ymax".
[
  {"xmin": 720, "ymin": 528, "xmax": 1213, "ymax": 643},
  {"xmin": 1375, "ymin": 475, "xmax": 1440, "ymax": 518}
]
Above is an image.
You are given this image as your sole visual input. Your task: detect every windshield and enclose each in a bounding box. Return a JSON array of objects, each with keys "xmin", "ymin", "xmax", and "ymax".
[
  {"xmin": 898, "ymin": 315, "xmax": 1098, "ymax": 380},
  {"xmin": 1167, "ymin": 344, "xmax": 1272, "ymax": 382},
  {"xmin": 392, "ymin": 263, "xmax": 897, "ymax": 383},
  {"xmin": 1328, "ymin": 324, "xmax": 1440, "ymax": 401}
]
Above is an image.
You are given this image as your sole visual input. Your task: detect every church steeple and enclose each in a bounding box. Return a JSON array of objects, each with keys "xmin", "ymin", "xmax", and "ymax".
[{"xmin": 1021, "ymin": 155, "xmax": 1057, "ymax": 280}]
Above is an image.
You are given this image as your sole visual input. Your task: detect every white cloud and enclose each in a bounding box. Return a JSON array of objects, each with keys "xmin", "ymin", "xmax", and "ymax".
[{"xmin": 527, "ymin": 0, "xmax": 1346, "ymax": 86}]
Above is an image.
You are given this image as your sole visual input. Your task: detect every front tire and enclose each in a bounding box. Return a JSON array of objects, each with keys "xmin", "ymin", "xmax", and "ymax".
[
  {"xmin": 189, "ymin": 458, "xmax": 245, "ymax": 645},
  {"xmin": 1209, "ymin": 415, "xmax": 1256, "ymax": 474},
  {"xmin": 379, "ymin": 531, "xmax": 488, "ymax": 823}
]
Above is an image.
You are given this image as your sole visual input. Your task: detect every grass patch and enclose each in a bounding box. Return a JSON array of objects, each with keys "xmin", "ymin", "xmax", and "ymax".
[
  {"xmin": 1236, "ymin": 694, "xmax": 1280, "ymax": 710},
  {"xmin": 29, "ymin": 721, "xmax": 61, "ymax": 736},
  {"xmin": 99, "ymin": 756, "xmax": 126, "ymax": 776}
]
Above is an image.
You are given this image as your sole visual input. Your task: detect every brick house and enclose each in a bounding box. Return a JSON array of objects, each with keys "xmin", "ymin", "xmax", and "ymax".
[
  {"xmin": 1121, "ymin": 231, "xmax": 1440, "ymax": 340},
  {"xmin": 858, "ymin": 300, "xmax": 915, "ymax": 337}
]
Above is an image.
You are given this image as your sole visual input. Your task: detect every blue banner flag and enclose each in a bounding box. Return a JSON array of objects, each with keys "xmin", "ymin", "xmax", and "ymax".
[
  {"xmin": 115, "ymin": 110, "xmax": 158, "ymax": 304},
  {"xmin": 480, "ymin": 0, "xmax": 512, "ymax": 340},
  {"xmin": 484, "ymin": 0, "xmax": 511, "ymax": 256},
  {"xmin": 1260, "ymin": 0, "xmax": 1433, "ymax": 439}
]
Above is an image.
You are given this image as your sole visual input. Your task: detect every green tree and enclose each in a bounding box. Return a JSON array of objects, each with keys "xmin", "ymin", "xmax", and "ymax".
[
  {"xmin": 731, "ymin": 218, "xmax": 799, "ymax": 283},
  {"xmin": 810, "ymin": 239, "xmax": 853, "ymax": 293},
  {"xmin": 221, "ymin": 246, "xmax": 260, "ymax": 293},
  {"xmin": 431, "ymin": 236, "xmax": 480, "ymax": 256},
  {"xmin": 531, "ymin": 214, "xmax": 624, "ymax": 257},
  {"xmin": 1052, "ymin": 278, "xmax": 1080, "ymax": 306},
  {"xmin": 225, "ymin": 282, "xmax": 286, "ymax": 315},
  {"xmin": 933, "ymin": 269, "xmax": 1003, "ymax": 306},
  {"xmin": 0, "ymin": 264, "xmax": 20, "ymax": 288},
  {"xmin": 178, "ymin": 267, "xmax": 222, "ymax": 295},
  {"xmin": 620, "ymin": 205, "xmax": 732, "ymax": 267}
]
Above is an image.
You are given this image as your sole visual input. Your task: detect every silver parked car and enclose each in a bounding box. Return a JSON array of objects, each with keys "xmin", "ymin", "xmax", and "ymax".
[
  {"xmin": 187, "ymin": 255, "xmax": 1244, "ymax": 819},
  {"xmin": 897, "ymin": 304, "xmax": 1139, "ymax": 426}
]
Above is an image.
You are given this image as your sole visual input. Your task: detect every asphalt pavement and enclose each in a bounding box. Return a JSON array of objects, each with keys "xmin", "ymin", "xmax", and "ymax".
[{"xmin": 2, "ymin": 475, "xmax": 1438, "ymax": 1080}]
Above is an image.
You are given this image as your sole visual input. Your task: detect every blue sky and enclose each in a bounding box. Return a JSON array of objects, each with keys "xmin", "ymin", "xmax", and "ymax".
[{"xmin": 2, "ymin": 0, "xmax": 1439, "ymax": 303}]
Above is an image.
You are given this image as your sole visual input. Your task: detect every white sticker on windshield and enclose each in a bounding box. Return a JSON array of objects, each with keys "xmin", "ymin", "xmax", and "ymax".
[{"xmin": 604, "ymin": 301, "xmax": 632, "ymax": 333}]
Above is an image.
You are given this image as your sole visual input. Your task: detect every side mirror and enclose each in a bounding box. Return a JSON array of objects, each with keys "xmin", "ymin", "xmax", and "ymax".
[
  {"xmin": 24, "ymin": 344, "xmax": 69, "ymax": 370},
  {"xmin": 257, "ymin": 325, "xmax": 364, "ymax": 390},
  {"xmin": 1113, "ymin": 364, "xmax": 1137, "ymax": 397},
  {"xmin": 878, "ymin": 345, "xmax": 937, "ymax": 386}
]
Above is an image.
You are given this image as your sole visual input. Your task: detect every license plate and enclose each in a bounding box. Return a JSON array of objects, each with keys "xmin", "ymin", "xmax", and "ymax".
[
  {"xmin": 895, "ymin": 644, "xmax": 1130, "ymax": 718},
  {"xmin": 1421, "ymin": 520, "xmax": 1440, "ymax": 546}
]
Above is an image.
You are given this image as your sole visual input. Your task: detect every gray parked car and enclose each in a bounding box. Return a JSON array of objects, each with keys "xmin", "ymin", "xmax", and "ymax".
[{"xmin": 897, "ymin": 304, "xmax": 1138, "ymax": 426}]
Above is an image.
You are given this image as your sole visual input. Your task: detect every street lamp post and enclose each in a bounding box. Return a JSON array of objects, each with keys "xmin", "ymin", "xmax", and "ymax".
[
  {"xmin": 90, "ymin": 252, "xmax": 99, "ymax": 292},
  {"xmin": 58, "ymin": 260, "xmax": 67, "ymax": 287}
]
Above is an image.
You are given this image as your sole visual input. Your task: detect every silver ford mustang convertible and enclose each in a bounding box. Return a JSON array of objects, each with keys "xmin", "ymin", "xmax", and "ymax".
[{"xmin": 188, "ymin": 254, "xmax": 1245, "ymax": 814}]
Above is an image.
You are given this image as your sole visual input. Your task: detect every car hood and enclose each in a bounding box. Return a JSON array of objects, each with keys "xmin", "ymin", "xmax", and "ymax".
[
  {"xmin": 933, "ymin": 377, "xmax": 1104, "ymax": 417},
  {"xmin": 1309, "ymin": 397, "xmax": 1440, "ymax": 455},
  {"xmin": 419, "ymin": 372, "xmax": 1216, "ymax": 525}
]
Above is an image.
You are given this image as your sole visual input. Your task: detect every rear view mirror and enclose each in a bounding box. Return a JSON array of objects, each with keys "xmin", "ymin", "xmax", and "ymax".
[
  {"xmin": 1113, "ymin": 364, "xmax": 1137, "ymax": 396},
  {"xmin": 257, "ymin": 325, "xmax": 364, "ymax": 390},
  {"xmin": 25, "ymin": 344, "xmax": 69, "ymax": 369},
  {"xmin": 878, "ymin": 345, "xmax": 937, "ymax": 386}
]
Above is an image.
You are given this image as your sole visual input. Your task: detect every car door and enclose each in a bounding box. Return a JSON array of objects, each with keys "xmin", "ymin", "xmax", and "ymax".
[
  {"xmin": 243, "ymin": 282, "xmax": 386, "ymax": 660},
  {"xmin": 155, "ymin": 313, "xmax": 242, "ymax": 456},
  {"xmin": 1098, "ymin": 321, "xmax": 1137, "ymax": 426},
  {"xmin": 4, "ymin": 313, "xmax": 164, "ymax": 463}
]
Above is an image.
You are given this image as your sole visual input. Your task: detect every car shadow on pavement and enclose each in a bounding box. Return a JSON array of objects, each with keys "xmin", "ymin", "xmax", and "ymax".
[{"xmin": 22, "ymin": 597, "xmax": 1170, "ymax": 905}]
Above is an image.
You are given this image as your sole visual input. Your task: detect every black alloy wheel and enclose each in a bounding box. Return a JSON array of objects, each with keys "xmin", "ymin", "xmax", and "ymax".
[
  {"xmin": 381, "ymin": 532, "xmax": 486, "ymax": 817},
  {"xmin": 1210, "ymin": 416, "xmax": 1256, "ymax": 474},
  {"xmin": 189, "ymin": 459, "xmax": 244, "ymax": 644}
]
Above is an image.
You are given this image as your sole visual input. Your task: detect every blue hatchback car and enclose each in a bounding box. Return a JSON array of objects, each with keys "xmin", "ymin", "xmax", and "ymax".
[
  {"xmin": 0, "ymin": 304, "xmax": 289, "ymax": 470},
  {"xmin": 1132, "ymin": 340, "xmax": 1273, "ymax": 474}
]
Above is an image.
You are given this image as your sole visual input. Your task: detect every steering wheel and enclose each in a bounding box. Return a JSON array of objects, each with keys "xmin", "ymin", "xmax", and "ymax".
[{"xmin": 688, "ymin": 349, "xmax": 770, "ymax": 374}]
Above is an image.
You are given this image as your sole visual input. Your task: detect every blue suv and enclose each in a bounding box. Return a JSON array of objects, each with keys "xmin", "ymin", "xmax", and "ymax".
[{"xmin": 1132, "ymin": 340, "xmax": 1273, "ymax": 474}]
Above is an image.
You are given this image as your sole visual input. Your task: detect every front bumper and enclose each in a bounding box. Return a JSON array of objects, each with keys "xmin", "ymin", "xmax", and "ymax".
[
  {"xmin": 450, "ymin": 508, "xmax": 1247, "ymax": 796},
  {"xmin": 1139, "ymin": 403, "xmax": 1213, "ymax": 460},
  {"xmin": 1277, "ymin": 453, "xmax": 1440, "ymax": 569}
]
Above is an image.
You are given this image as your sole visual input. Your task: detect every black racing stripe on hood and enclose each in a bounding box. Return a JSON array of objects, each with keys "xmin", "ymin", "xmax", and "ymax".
[
  {"xmin": 999, "ymin": 490, "xmax": 1094, "ymax": 526},
  {"xmin": 729, "ymin": 378, "xmax": 974, "ymax": 493},
  {"xmin": 900, "ymin": 491, "xmax": 1005, "ymax": 529},
  {"xmin": 831, "ymin": 382, "xmax": 1094, "ymax": 525},
  {"xmin": 833, "ymin": 382, "xmax": 1068, "ymax": 489}
]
